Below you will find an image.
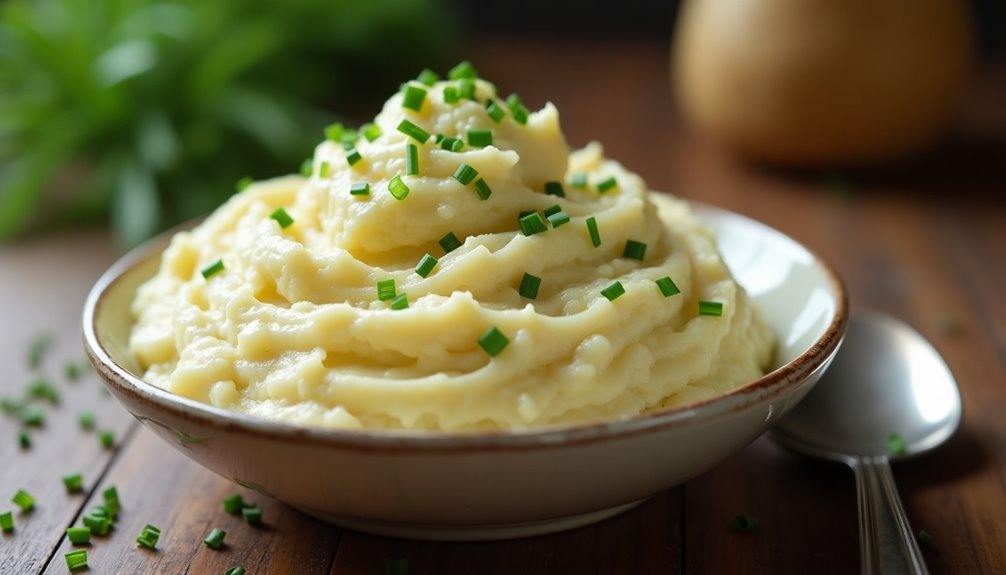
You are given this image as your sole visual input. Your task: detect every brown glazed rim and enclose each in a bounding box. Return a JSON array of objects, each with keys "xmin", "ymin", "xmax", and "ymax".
[{"xmin": 82, "ymin": 202, "xmax": 849, "ymax": 453}]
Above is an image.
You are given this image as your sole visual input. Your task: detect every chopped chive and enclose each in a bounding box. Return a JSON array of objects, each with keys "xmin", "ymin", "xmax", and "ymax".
[
  {"xmin": 82, "ymin": 514, "xmax": 111, "ymax": 535},
  {"xmin": 201, "ymin": 259, "xmax": 224, "ymax": 279},
  {"xmin": 136, "ymin": 524, "xmax": 160, "ymax": 549},
  {"xmin": 390, "ymin": 293, "xmax": 409, "ymax": 310},
  {"xmin": 519, "ymin": 273, "xmax": 542, "ymax": 299},
  {"xmin": 887, "ymin": 432, "xmax": 907, "ymax": 456},
  {"xmin": 544, "ymin": 181, "xmax": 565, "ymax": 197},
  {"xmin": 226, "ymin": 568, "xmax": 247, "ymax": 575},
  {"xmin": 65, "ymin": 361, "xmax": 82, "ymax": 381},
  {"xmin": 325, "ymin": 122, "xmax": 344, "ymax": 142},
  {"xmin": 1, "ymin": 397, "xmax": 23, "ymax": 414},
  {"xmin": 453, "ymin": 163, "xmax": 478, "ymax": 185},
  {"xmin": 473, "ymin": 178, "xmax": 493, "ymax": 200},
  {"xmin": 350, "ymin": 182, "xmax": 370, "ymax": 196},
  {"xmin": 361, "ymin": 122, "xmax": 382, "ymax": 142},
  {"xmin": 12, "ymin": 489, "xmax": 34, "ymax": 512},
  {"xmin": 698, "ymin": 301, "xmax": 724, "ymax": 317},
  {"xmin": 399, "ymin": 145, "xmax": 419, "ymax": 179},
  {"xmin": 478, "ymin": 326, "xmax": 509, "ymax": 357},
  {"xmin": 0, "ymin": 511, "xmax": 12, "ymax": 532},
  {"xmin": 623, "ymin": 240, "xmax": 647, "ymax": 261},
  {"xmin": 601, "ymin": 281, "xmax": 625, "ymax": 301},
  {"xmin": 18, "ymin": 430, "xmax": 30, "ymax": 449},
  {"xmin": 656, "ymin": 277, "xmax": 681, "ymax": 297},
  {"xmin": 386, "ymin": 558, "xmax": 410, "ymax": 575},
  {"xmin": 100, "ymin": 430, "xmax": 115, "ymax": 449},
  {"xmin": 28, "ymin": 333, "xmax": 51, "ymax": 369},
  {"xmin": 67, "ymin": 526, "xmax": 91, "ymax": 544},
  {"xmin": 269, "ymin": 207, "xmax": 294, "ymax": 229},
  {"xmin": 236, "ymin": 176, "xmax": 253, "ymax": 193},
  {"xmin": 103, "ymin": 486, "xmax": 119, "ymax": 515},
  {"xmin": 388, "ymin": 175, "xmax": 410, "ymax": 200},
  {"xmin": 242, "ymin": 505, "xmax": 263, "ymax": 524},
  {"xmin": 519, "ymin": 212, "xmax": 548, "ymax": 236},
  {"xmin": 204, "ymin": 527, "xmax": 227, "ymax": 549},
  {"xmin": 586, "ymin": 216, "xmax": 601, "ymax": 247},
  {"xmin": 597, "ymin": 176, "xmax": 618, "ymax": 193},
  {"xmin": 63, "ymin": 473, "xmax": 83, "ymax": 493},
  {"xmin": 416, "ymin": 68, "xmax": 439, "ymax": 86},
  {"xmin": 223, "ymin": 494, "xmax": 244, "ymax": 514},
  {"xmin": 443, "ymin": 85, "xmax": 460, "ymax": 104},
  {"xmin": 732, "ymin": 514, "xmax": 760, "ymax": 532},
  {"xmin": 467, "ymin": 128, "xmax": 493, "ymax": 147},
  {"xmin": 65, "ymin": 549, "xmax": 88, "ymax": 571},
  {"xmin": 20, "ymin": 406, "xmax": 44, "ymax": 427},
  {"xmin": 434, "ymin": 133, "xmax": 445, "ymax": 144},
  {"xmin": 917, "ymin": 529, "xmax": 934, "ymax": 547},
  {"xmin": 346, "ymin": 147, "xmax": 363, "ymax": 167},
  {"xmin": 448, "ymin": 60, "xmax": 478, "ymax": 80},
  {"xmin": 300, "ymin": 158, "xmax": 313, "ymax": 177},
  {"xmin": 396, "ymin": 119, "xmax": 431, "ymax": 144},
  {"xmin": 28, "ymin": 378, "xmax": 59, "ymax": 403},
  {"xmin": 401, "ymin": 84, "xmax": 428, "ymax": 112},
  {"xmin": 440, "ymin": 136, "xmax": 464, "ymax": 152},
  {"xmin": 543, "ymin": 204, "xmax": 562, "ymax": 217},
  {"xmin": 458, "ymin": 78, "xmax": 476, "ymax": 100},
  {"xmin": 547, "ymin": 210, "xmax": 570, "ymax": 228},
  {"xmin": 377, "ymin": 279, "xmax": 397, "ymax": 302},
  {"xmin": 78, "ymin": 411, "xmax": 95, "ymax": 430},
  {"xmin": 570, "ymin": 173, "xmax": 588, "ymax": 188},
  {"xmin": 415, "ymin": 253, "xmax": 439, "ymax": 278},
  {"xmin": 505, "ymin": 94, "xmax": 529, "ymax": 124},
  {"xmin": 439, "ymin": 232, "xmax": 462, "ymax": 254},
  {"xmin": 340, "ymin": 129, "xmax": 359, "ymax": 148},
  {"xmin": 319, "ymin": 160, "xmax": 332, "ymax": 178},
  {"xmin": 486, "ymin": 100, "xmax": 506, "ymax": 123}
]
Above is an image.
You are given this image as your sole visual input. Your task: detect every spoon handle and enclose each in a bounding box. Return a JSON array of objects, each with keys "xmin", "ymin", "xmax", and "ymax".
[{"xmin": 853, "ymin": 455, "xmax": 929, "ymax": 575}]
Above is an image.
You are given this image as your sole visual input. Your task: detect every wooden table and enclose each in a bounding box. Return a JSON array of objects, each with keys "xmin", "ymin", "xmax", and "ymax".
[{"xmin": 2, "ymin": 38, "xmax": 1004, "ymax": 574}]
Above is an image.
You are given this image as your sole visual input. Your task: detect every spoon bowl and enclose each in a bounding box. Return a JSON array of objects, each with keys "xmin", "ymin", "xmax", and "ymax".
[{"xmin": 773, "ymin": 308, "xmax": 961, "ymax": 574}]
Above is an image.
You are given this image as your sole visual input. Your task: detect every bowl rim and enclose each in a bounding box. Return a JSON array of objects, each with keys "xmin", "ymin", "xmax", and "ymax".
[{"xmin": 82, "ymin": 201, "xmax": 849, "ymax": 452}]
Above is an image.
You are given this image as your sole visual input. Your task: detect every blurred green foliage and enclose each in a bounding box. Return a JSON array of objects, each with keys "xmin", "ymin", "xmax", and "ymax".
[{"xmin": 0, "ymin": 0, "xmax": 455, "ymax": 247}]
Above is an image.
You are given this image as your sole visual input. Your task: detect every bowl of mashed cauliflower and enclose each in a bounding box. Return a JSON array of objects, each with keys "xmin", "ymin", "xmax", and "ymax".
[{"xmin": 83, "ymin": 63, "xmax": 847, "ymax": 540}]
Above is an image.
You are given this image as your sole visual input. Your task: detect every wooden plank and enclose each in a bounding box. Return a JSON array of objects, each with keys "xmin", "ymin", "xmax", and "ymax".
[
  {"xmin": 0, "ymin": 231, "xmax": 135, "ymax": 575},
  {"xmin": 41, "ymin": 427, "xmax": 342, "ymax": 575},
  {"xmin": 330, "ymin": 490, "xmax": 681, "ymax": 575}
]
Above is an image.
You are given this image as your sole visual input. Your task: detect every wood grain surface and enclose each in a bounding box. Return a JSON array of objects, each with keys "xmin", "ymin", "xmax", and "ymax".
[{"xmin": 1, "ymin": 38, "xmax": 1004, "ymax": 574}]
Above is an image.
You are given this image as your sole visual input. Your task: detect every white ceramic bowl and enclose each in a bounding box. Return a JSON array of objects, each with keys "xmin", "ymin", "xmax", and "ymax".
[{"xmin": 83, "ymin": 202, "xmax": 847, "ymax": 541}]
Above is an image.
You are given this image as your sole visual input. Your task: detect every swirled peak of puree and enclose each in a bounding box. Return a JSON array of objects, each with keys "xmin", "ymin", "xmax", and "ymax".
[{"xmin": 130, "ymin": 65, "xmax": 774, "ymax": 430}]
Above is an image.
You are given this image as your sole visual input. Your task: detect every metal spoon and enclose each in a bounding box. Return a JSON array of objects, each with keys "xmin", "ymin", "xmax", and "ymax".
[{"xmin": 772, "ymin": 309, "xmax": 962, "ymax": 575}]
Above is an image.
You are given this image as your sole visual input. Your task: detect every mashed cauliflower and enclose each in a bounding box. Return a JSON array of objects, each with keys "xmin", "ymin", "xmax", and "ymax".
[{"xmin": 129, "ymin": 66, "xmax": 774, "ymax": 430}]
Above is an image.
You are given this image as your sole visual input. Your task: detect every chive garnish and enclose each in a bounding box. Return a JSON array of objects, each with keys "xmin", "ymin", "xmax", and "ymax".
[
  {"xmin": 300, "ymin": 158, "xmax": 313, "ymax": 176},
  {"xmin": 586, "ymin": 216, "xmax": 601, "ymax": 247},
  {"xmin": 698, "ymin": 301, "xmax": 724, "ymax": 317},
  {"xmin": 226, "ymin": 568, "xmax": 247, "ymax": 575},
  {"xmin": 519, "ymin": 273, "xmax": 541, "ymax": 300},
  {"xmin": 361, "ymin": 122, "xmax": 382, "ymax": 142},
  {"xmin": 350, "ymin": 182, "xmax": 370, "ymax": 196},
  {"xmin": 519, "ymin": 212, "xmax": 548, "ymax": 236},
  {"xmin": 242, "ymin": 505, "xmax": 262, "ymax": 525},
  {"xmin": 204, "ymin": 527, "xmax": 227, "ymax": 549},
  {"xmin": 478, "ymin": 326, "xmax": 509, "ymax": 357},
  {"xmin": 623, "ymin": 240, "xmax": 647, "ymax": 261},
  {"xmin": 83, "ymin": 514, "xmax": 111, "ymax": 535},
  {"xmin": 402, "ymin": 84, "xmax": 427, "ymax": 112},
  {"xmin": 543, "ymin": 204, "xmax": 562, "ymax": 217},
  {"xmin": 416, "ymin": 68, "xmax": 439, "ymax": 86},
  {"xmin": 405, "ymin": 143, "xmax": 420, "ymax": 176},
  {"xmin": 439, "ymin": 232, "xmax": 462, "ymax": 254},
  {"xmin": 601, "ymin": 282, "xmax": 625, "ymax": 301},
  {"xmin": 547, "ymin": 210, "xmax": 570, "ymax": 228},
  {"xmin": 319, "ymin": 160, "xmax": 332, "ymax": 178},
  {"xmin": 28, "ymin": 333, "xmax": 51, "ymax": 368},
  {"xmin": 78, "ymin": 411, "xmax": 94, "ymax": 430},
  {"xmin": 99, "ymin": 430, "xmax": 115, "ymax": 449},
  {"xmin": 65, "ymin": 550, "xmax": 88, "ymax": 571},
  {"xmin": 396, "ymin": 119, "xmax": 431, "ymax": 144},
  {"xmin": 443, "ymin": 86, "xmax": 460, "ymax": 104},
  {"xmin": 390, "ymin": 293, "xmax": 409, "ymax": 310},
  {"xmin": 453, "ymin": 163, "xmax": 478, "ymax": 185},
  {"xmin": 201, "ymin": 259, "xmax": 224, "ymax": 279},
  {"xmin": 346, "ymin": 147, "xmax": 363, "ymax": 167},
  {"xmin": 28, "ymin": 379, "xmax": 58, "ymax": 404},
  {"xmin": 655, "ymin": 277, "xmax": 680, "ymax": 297},
  {"xmin": 325, "ymin": 122, "xmax": 345, "ymax": 142},
  {"xmin": 136, "ymin": 523, "xmax": 161, "ymax": 549},
  {"xmin": 597, "ymin": 176, "xmax": 618, "ymax": 193},
  {"xmin": 887, "ymin": 432, "xmax": 907, "ymax": 456},
  {"xmin": 223, "ymin": 494, "xmax": 244, "ymax": 514},
  {"xmin": 270, "ymin": 207, "xmax": 294, "ymax": 229},
  {"xmin": 18, "ymin": 430, "xmax": 30, "ymax": 449},
  {"xmin": 236, "ymin": 176, "xmax": 253, "ymax": 192},
  {"xmin": 65, "ymin": 361, "xmax": 82, "ymax": 381},
  {"xmin": 0, "ymin": 512, "xmax": 12, "ymax": 532},
  {"xmin": 458, "ymin": 78, "xmax": 476, "ymax": 100},
  {"xmin": 732, "ymin": 514, "xmax": 760, "ymax": 532},
  {"xmin": 67, "ymin": 526, "xmax": 91, "ymax": 545},
  {"xmin": 544, "ymin": 181, "xmax": 565, "ymax": 197},
  {"xmin": 570, "ymin": 173, "xmax": 588, "ymax": 188},
  {"xmin": 448, "ymin": 60, "xmax": 478, "ymax": 80},
  {"xmin": 440, "ymin": 136, "xmax": 464, "ymax": 152},
  {"xmin": 506, "ymin": 94, "xmax": 529, "ymax": 124},
  {"xmin": 63, "ymin": 473, "xmax": 83, "ymax": 493},
  {"xmin": 486, "ymin": 100, "xmax": 506, "ymax": 123},
  {"xmin": 377, "ymin": 279, "xmax": 397, "ymax": 302},
  {"xmin": 21, "ymin": 406, "xmax": 44, "ymax": 427},
  {"xmin": 415, "ymin": 254, "xmax": 439, "ymax": 278},
  {"xmin": 12, "ymin": 489, "xmax": 34, "ymax": 511},
  {"xmin": 388, "ymin": 175, "xmax": 410, "ymax": 200},
  {"xmin": 467, "ymin": 128, "xmax": 493, "ymax": 147},
  {"xmin": 473, "ymin": 178, "xmax": 492, "ymax": 200}
]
